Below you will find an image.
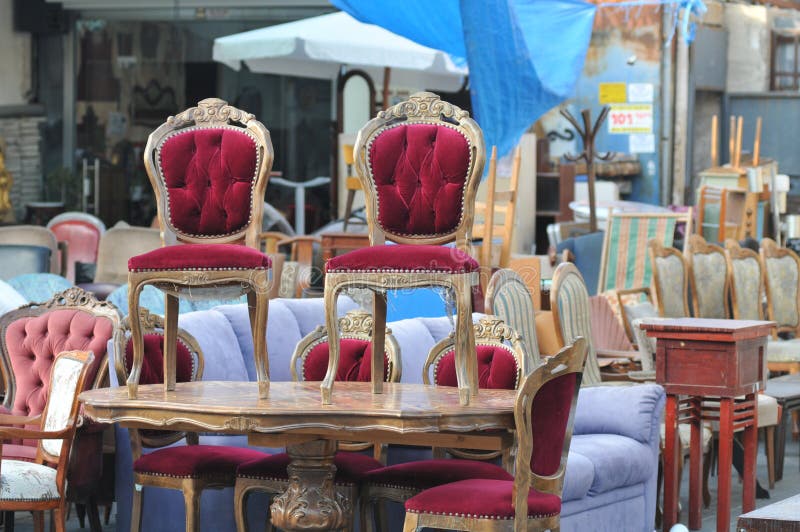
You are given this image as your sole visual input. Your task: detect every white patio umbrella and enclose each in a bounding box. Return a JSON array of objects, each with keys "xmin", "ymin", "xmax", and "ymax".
[{"xmin": 212, "ymin": 11, "xmax": 468, "ymax": 92}]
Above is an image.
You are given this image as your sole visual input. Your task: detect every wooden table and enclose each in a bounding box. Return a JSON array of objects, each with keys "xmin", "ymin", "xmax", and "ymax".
[
  {"xmin": 641, "ymin": 318, "xmax": 773, "ymax": 532},
  {"xmin": 80, "ymin": 381, "xmax": 516, "ymax": 531},
  {"xmin": 738, "ymin": 493, "xmax": 800, "ymax": 531},
  {"xmin": 320, "ymin": 232, "xmax": 369, "ymax": 262}
]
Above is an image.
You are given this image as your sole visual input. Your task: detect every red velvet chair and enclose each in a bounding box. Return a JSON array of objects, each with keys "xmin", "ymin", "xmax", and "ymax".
[
  {"xmin": 233, "ymin": 310, "xmax": 398, "ymax": 532},
  {"xmin": 357, "ymin": 316, "xmax": 529, "ymax": 532},
  {"xmin": 0, "ymin": 287, "xmax": 120, "ymax": 531},
  {"xmin": 323, "ymin": 92, "xmax": 485, "ymax": 406},
  {"xmin": 115, "ymin": 308, "xmax": 266, "ymax": 532},
  {"xmin": 127, "ymin": 98, "xmax": 274, "ymax": 399},
  {"xmin": 402, "ymin": 337, "xmax": 588, "ymax": 532},
  {"xmin": 47, "ymin": 212, "xmax": 105, "ymax": 283}
]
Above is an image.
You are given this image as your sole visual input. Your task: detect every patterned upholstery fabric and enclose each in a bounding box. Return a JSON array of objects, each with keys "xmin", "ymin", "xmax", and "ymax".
[
  {"xmin": 4, "ymin": 309, "xmax": 111, "ymax": 416},
  {"xmin": 40, "ymin": 354, "xmax": 86, "ymax": 457},
  {"xmin": 654, "ymin": 254, "xmax": 687, "ymax": 318},
  {"xmin": 553, "ymin": 273, "xmax": 600, "ymax": 385},
  {"xmin": 600, "ymin": 216, "xmax": 678, "ymax": 293},
  {"xmin": 324, "ymin": 245, "xmax": 479, "ymax": 274},
  {"xmin": 368, "ymin": 124, "xmax": 470, "ymax": 237},
  {"xmin": 691, "ymin": 252, "xmax": 727, "ymax": 319},
  {"xmin": 486, "ymin": 272, "xmax": 541, "ymax": 366},
  {"xmin": 731, "ymin": 256, "xmax": 762, "ymax": 320},
  {"xmin": 159, "ymin": 127, "xmax": 258, "ymax": 237},
  {"xmin": 765, "ymin": 256, "xmax": 799, "ymax": 329},
  {"xmin": 0, "ymin": 460, "xmax": 59, "ymax": 501}
]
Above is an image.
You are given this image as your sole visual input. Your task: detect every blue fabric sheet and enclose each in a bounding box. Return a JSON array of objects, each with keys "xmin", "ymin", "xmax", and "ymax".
[{"xmin": 331, "ymin": 0, "xmax": 596, "ymax": 157}]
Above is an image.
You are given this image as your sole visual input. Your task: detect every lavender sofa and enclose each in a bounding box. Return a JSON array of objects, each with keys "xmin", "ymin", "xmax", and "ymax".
[{"xmin": 107, "ymin": 298, "xmax": 664, "ymax": 532}]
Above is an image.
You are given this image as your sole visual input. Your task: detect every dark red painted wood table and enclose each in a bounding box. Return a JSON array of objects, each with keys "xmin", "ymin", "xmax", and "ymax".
[{"xmin": 642, "ymin": 318, "xmax": 773, "ymax": 532}]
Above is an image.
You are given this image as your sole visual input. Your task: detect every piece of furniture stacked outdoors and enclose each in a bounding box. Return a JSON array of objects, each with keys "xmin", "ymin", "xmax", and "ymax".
[
  {"xmin": 0, "ymin": 287, "xmax": 120, "ymax": 531},
  {"xmin": 126, "ymin": 98, "xmax": 275, "ymax": 401},
  {"xmin": 0, "ymin": 350, "xmax": 95, "ymax": 532},
  {"xmin": 323, "ymin": 92, "xmax": 484, "ymax": 406},
  {"xmin": 47, "ymin": 212, "xmax": 106, "ymax": 283}
]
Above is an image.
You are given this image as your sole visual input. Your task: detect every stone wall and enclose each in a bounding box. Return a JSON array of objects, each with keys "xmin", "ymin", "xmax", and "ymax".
[{"xmin": 0, "ymin": 109, "xmax": 45, "ymax": 221}]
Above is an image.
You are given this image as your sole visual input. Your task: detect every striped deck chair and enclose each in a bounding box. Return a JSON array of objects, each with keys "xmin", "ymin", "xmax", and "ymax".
[{"xmin": 597, "ymin": 210, "xmax": 693, "ymax": 294}]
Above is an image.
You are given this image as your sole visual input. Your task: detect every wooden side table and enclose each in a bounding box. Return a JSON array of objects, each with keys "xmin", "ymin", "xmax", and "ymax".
[{"xmin": 642, "ymin": 318, "xmax": 773, "ymax": 532}]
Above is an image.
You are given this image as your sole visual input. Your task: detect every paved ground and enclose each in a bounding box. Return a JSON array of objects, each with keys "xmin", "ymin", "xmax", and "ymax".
[{"xmin": 8, "ymin": 429, "xmax": 800, "ymax": 531}]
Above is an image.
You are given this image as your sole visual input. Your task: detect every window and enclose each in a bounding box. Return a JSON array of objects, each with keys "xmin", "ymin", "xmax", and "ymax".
[{"xmin": 771, "ymin": 31, "xmax": 800, "ymax": 91}]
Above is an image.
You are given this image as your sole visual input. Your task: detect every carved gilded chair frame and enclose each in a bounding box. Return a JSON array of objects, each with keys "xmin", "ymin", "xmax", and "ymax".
[
  {"xmin": 648, "ymin": 240, "xmax": 691, "ymax": 318},
  {"xmin": 324, "ymin": 92, "xmax": 485, "ymax": 406},
  {"xmin": 686, "ymin": 234, "xmax": 729, "ymax": 319},
  {"xmin": 0, "ymin": 287, "xmax": 120, "ymax": 407},
  {"xmin": 402, "ymin": 338, "xmax": 588, "ymax": 532},
  {"xmin": 0, "ymin": 350, "xmax": 94, "ymax": 531},
  {"xmin": 129, "ymin": 98, "xmax": 275, "ymax": 400}
]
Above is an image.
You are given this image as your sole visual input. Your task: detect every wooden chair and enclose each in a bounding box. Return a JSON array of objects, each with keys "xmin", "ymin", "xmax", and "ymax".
[
  {"xmin": 0, "ymin": 287, "xmax": 119, "ymax": 531},
  {"xmin": 342, "ymin": 144, "xmax": 366, "ymax": 231},
  {"xmin": 696, "ymin": 186, "xmax": 746, "ymax": 243},
  {"xmin": 485, "ymin": 268, "xmax": 541, "ymax": 367},
  {"xmin": 401, "ymin": 338, "xmax": 588, "ymax": 532},
  {"xmin": 473, "ymin": 145, "xmax": 521, "ymax": 280},
  {"xmin": 686, "ymin": 234, "xmax": 729, "ymax": 319},
  {"xmin": 760, "ymin": 237, "xmax": 800, "ymax": 374},
  {"xmin": 0, "ymin": 225, "xmax": 63, "ymax": 277},
  {"xmin": 550, "ymin": 262, "xmax": 602, "ymax": 386},
  {"xmin": 598, "ymin": 210, "xmax": 692, "ymax": 295},
  {"xmin": 359, "ymin": 316, "xmax": 533, "ymax": 532},
  {"xmin": 115, "ymin": 308, "xmax": 266, "ymax": 532},
  {"xmin": 0, "ymin": 350, "xmax": 94, "ymax": 532},
  {"xmin": 234, "ymin": 310, "xmax": 396, "ymax": 532},
  {"xmin": 323, "ymin": 92, "xmax": 485, "ymax": 406},
  {"xmin": 127, "ymin": 98, "xmax": 274, "ymax": 400},
  {"xmin": 648, "ymin": 239, "xmax": 691, "ymax": 318}
]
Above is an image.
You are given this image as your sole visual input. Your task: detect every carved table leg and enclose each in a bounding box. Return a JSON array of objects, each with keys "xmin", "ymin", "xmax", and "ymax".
[{"xmin": 270, "ymin": 439, "xmax": 351, "ymax": 531}]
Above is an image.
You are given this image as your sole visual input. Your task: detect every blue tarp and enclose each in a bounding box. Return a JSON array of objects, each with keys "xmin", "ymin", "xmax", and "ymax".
[{"xmin": 331, "ymin": 0, "xmax": 597, "ymax": 157}]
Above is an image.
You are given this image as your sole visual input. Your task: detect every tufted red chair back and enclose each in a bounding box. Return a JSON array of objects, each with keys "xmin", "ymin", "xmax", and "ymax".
[
  {"xmin": 158, "ymin": 128, "xmax": 258, "ymax": 238},
  {"xmin": 354, "ymin": 92, "xmax": 484, "ymax": 247},
  {"xmin": 49, "ymin": 220, "xmax": 102, "ymax": 282},
  {"xmin": 434, "ymin": 344, "xmax": 519, "ymax": 390},
  {"xmin": 301, "ymin": 339, "xmax": 390, "ymax": 382},
  {"xmin": 368, "ymin": 123, "xmax": 471, "ymax": 238},
  {"xmin": 144, "ymin": 99, "xmax": 273, "ymax": 248},
  {"xmin": 124, "ymin": 333, "xmax": 195, "ymax": 386},
  {"xmin": 2, "ymin": 309, "xmax": 112, "ymax": 419}
]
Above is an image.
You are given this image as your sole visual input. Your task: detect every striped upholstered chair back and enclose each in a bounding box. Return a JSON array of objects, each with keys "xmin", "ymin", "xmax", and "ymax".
[
  {"xmin": 485, "ymin": 269, "xmax": 541, "ymax": 367},
  {"xmin": 550, "ymin": 263, "xmax": 601, "ymax": 386}
]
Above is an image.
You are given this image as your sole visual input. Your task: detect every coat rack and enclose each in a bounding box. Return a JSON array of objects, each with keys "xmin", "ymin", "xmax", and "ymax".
[{"xmin": 561, "ymin": 107, "xmax": 612, "ymax": 233}]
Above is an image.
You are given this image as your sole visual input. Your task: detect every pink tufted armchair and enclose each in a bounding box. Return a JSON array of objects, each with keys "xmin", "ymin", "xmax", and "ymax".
[
  {"xmin": 322, "ymin": 92, "xmax": 485, "ymax": 406},
  {"xmin": 127, "ymin": 98, "xmax": 274, "ymax": 400},
  {"xmin": 0, "ymin": 287, "xmax": 120, "ymax": 531}
]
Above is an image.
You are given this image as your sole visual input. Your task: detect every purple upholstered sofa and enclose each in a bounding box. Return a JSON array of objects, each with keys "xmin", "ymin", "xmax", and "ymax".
[{"xmin": 106, "ymin": 298, "xmax": 664, "ymax": 531}]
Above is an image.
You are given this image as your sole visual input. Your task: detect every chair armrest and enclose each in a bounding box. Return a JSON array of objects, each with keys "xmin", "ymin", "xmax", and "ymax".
[
  {"xmin": 596, "ymin": 348, "xmax": 638, "ymax": 360},
  {"xmin": 0, "ymin": 426, "xmax": 73, "ymax": 440},
  {"xmin": 0, "ymin": 413, "xmax": 41, "ymax": 426}
]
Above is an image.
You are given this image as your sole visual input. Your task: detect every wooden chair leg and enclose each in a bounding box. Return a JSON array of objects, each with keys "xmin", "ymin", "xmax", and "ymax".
[
  {"xmin": 454, "ymin": 276, "xmax": 478, "ymax": 405},
  {"xmin": 371, "ymin": 292, "xmax": 387, "ymax": 395},
  {"xmin": 3, "ymin": 511, "xmax": 13, "ymax": 532},
  {"xmin": 131, "ymin": 486, "xmax": 144, "ymax": 532},
  {"xmin": 359, "ymin": 489, "xmax": 373, "ymax": 532},
  {"xmin": 53, "ymin": 504, "xmax": 66, "ymax": 532},
  {"xmin": 247, "ymin": 289, "xmax": 271, "ymax": 399},
  {"xmin": 703, "ymin": 448, "xmax": 712, "ymax": 508},
  {"xmin": 32, "ymin": 512, "xmax": 44, "ymax": 532},
  {"xmin": 163, "ymin": 293, "xmax": 180, "ymax": 392},
  {"xmin": 85, "ymin": 498, "xmax": 102, "ymax": 532},
  {"xmin": 321, "ymin": 280, "xmax": 342, "ymax": 404},
  {"xmin": 104, "ymin": 505, "xmax": 111, "ymax": 525},
  {"xmin": 233, "ymin": 482, "xmax": 249, "ymax": 532},
  {"xmin": 74, "ymin": 504, "xmax": 85, "ymax": 528},
  {"xmin": 183, "ymin": 484, "xmax": 201, "ymax": 532},
  {"xmin": 766, "ymin": 425, "xmax": 776, "ymax": 489},
  {"xmin": 127, "ymin": 278, "xmax": 146, "ymax": 398},
  {"xmin": 343, "ymin": 189, "xmax": 356, "ymax": 232},
  {"xmin": 403, "ymin": 512, "xmax": 419, "ymax": 532}
]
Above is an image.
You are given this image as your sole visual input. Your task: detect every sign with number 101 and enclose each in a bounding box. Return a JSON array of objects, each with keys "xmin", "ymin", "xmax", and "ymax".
[{"xmin": 607, "ymin": 104, "xmax": 653, "ymax": 134}]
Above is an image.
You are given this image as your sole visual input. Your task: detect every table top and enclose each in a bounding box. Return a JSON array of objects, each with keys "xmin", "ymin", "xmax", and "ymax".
[
  {"xmin": 641, "ymin": 318, "xmax": 774, "ymax": 340},
  {"xmin": 766, "ymin": 373, "xmax": 800, "ymax": 400},
  {"xmin": 738, "ymin": 493, "xmax": 800, "ymax": 528},
  {"xmin": 569, "ymin": 200, "xmax": 673, "ymax": 221},
  {"xmin": 79, "ymin": 381, "xmax": 516, "ymax": 437}
]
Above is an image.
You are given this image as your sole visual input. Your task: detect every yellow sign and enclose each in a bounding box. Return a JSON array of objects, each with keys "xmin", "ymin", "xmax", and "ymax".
[{"xmin": 598, "ymin": 82, "xmax": 627, "ymax": 104}]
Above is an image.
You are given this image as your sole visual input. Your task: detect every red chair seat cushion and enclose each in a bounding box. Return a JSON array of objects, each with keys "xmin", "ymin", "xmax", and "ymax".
[
  {"xmin": 364, "ymin": 459, "xmax": 512, "ymax": 489},
  {"xmin": 325, "ymin": 245, "xmax": 478, "ymax": 274},
  {"xmin": 124, "ymin": 334, "xmax": 194, "ymax": 386},
  {"xmin": 302, "ymin": 339, "xmax": 389, "ymax": 382},
  {"xmin": 128, "ymin": 244, "xmax": 271, "ymax": 272},
  {"xmin": 237, "ymin": 452, "xmax": 382, "ymax": 485},
  {"xmin": 405, "ymin": 479, "xmax": 561, "ymax": 520},
  {"xmin": 435, "ymin": 345, "xmax": 519, "ymax": 390},
  {"xmin": 133, "ymin": 445, "xmax": 266, "ymax": 478}
]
